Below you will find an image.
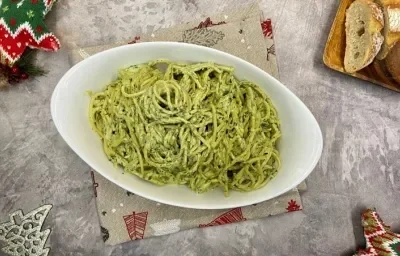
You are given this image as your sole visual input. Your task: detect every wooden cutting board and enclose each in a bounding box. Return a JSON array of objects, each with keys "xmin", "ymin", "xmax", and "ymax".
[{"xmin": 323, "ymin": 0, "xmax": 400, "ymax": 92}]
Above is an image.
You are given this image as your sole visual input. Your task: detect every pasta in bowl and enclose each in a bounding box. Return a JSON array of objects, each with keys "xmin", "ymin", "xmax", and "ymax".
[
  {"xmin": 51, "ymin": 42, "xmax": 323, "ymax": 209},
  {"xmin": 89, "ymin": 60, "xmax": 281, "ymax": 196}
]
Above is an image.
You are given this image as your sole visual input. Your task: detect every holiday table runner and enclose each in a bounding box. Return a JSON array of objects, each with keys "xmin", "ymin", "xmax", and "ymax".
[{"xmin": 69, "ymin": 4, "xmax": 307, "ymax": 245}]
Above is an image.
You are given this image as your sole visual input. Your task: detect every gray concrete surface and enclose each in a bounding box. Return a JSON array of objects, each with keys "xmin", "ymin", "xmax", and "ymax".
[{"xmin": 0, "ymin": 0, "xmax": 399, "ymax": 255}]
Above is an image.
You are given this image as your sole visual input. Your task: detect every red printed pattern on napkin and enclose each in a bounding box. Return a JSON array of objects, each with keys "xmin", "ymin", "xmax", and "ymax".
[
  {"xmin": 199, "ymin": 208, "xmax": 247, "ymax": 227},
  {"xmin": 123, "ymin": 212, "xmax": 149, "ymax": 240},
  {"xmin": 286, "ymin": 200, "xmax": 301, "ymax": 212}
]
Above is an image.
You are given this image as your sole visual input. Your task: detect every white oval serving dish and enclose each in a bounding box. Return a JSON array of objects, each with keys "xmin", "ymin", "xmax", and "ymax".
[{"xmin": 51, "ymin": 42, "xmax": 323, "ymax": 209}]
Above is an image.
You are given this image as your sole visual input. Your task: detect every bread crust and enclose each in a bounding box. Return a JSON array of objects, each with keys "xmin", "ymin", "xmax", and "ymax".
[
  {"xmin": 370, "ymin": 0, "xmax": 385, "ymax": 24},
  {"xmin": 385, "ymin": 42, "xmax": 400, "ymax": 83},
  {"xmin": 375, "ymin": 1, "xmax": 400, "ymax": 59}
]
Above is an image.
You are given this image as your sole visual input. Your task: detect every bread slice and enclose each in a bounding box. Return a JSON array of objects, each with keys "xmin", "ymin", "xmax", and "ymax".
[
  {"xmin": 385, "ymin": 42, "xmax": 400, "ymax": 83},
  {"xmin": 344, "ymin": 0, "xmax": 384, "ymax": 73},
  {"xmin": 375, "ymin": 0, "xmax": 400, "ymax": 59}
]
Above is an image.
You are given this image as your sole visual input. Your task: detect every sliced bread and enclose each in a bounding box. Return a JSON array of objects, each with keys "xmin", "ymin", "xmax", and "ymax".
[
  {"xmin": 375, "ymin": 0, "xmax": 400, "ymax": 59},
  {"xmin": 344, "ymin": 0, "xmax": 384, "ymax": 73},
  {"xmin": 385, "ymin": 42, "xmax": 400, "ymax": 83}
]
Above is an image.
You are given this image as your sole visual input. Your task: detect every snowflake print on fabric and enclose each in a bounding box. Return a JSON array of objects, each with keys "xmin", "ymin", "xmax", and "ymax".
[
  {"xmin": 261, "ymin": 19, "xmax": 273, "ymax": 39},
  {"xmin": 199, "ymin": 208, "xmax": 246, "ymax": 228},
  {"xmin": 286, "ymin": 200, "xmax": 301, "ymax": 212},
  {"xmin": 355, "ymin": 209, "xmax": 400, "ymax": 256},
  {"xmin": 123, "ymin": 211, "xmax": 148, "ymax": 240},
  {"xmin": 0, "ymin": 0, "xmax": 60, "ymax": 65}
]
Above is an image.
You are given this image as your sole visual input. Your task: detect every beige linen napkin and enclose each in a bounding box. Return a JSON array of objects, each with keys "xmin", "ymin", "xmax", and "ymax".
[{"xmin": 70, "ymin": 4, "xmax": 307, "ymax": 245}]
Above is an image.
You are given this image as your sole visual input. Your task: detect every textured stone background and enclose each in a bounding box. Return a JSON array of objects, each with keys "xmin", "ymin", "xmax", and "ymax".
[{"xmin": 0, "ymin": 0, "xmax": 399, "ymax": 255}]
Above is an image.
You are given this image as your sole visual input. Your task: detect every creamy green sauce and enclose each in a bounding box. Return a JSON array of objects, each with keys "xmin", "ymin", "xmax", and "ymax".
[{"xmin": 89, "ymin": 60, "xmax": 281, "ymax": 196}]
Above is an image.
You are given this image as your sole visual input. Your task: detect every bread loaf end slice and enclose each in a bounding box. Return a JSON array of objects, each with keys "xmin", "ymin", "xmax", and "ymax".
[{"xmin": 344, "ymin": 0, "xmax": 384, "ymax": 73}]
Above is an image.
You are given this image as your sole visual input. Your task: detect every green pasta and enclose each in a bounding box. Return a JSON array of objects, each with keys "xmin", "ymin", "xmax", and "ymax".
[{"xmin": 89, "ymin": 60, "xmax": 281, "ymax": 196}]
